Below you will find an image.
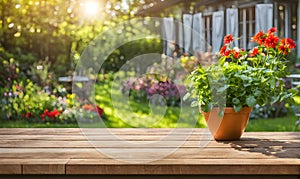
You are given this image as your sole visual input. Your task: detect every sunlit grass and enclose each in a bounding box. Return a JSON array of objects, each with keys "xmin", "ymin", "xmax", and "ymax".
[
  {"xmin": 0, "ymin": 120, "xmax": 78, "ymax": 128},
  {"xmin": 94, "ymin": 79, "xmax": 205, "ymax": 128},
  {"xmin": 246, "ymin": 115, "xmax": 300, "ymax": 132}
]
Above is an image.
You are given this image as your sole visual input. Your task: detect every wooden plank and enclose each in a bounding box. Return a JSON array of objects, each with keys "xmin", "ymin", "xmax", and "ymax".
[
  {"xmin": 0, "ymin": 139, "xmax": 300, "ymax": 148},
  {"xmin": 66, "ymin": 164, "xmax": 299, "ymax": 175},
  {"xmin": 0, "ymin": 159, "xmax": 68, "ymax": 175},
  {"xmin": 0, "ymin": 128, "xmax": 200, "ymax": 135},
  {"xmin": 0, "ymin": 148, "xmax": 299, "ymax": 159},
  {"xmin": 0, "ymin": 164, "xmax": 21, "ymax": 174},
  {"xmin": 22, "ymin": 164, "xmax": 65, "ymax": 174},
  {"xmin": 0, "ymin": 129, "xmax": 299, "ymax": 175},
  {"xmin": 0, "ymin": 133, "xmax": 299, "ymax": 141},
  {"xmin": 0, "ymin": 128, "xmax": 298, "ymax": 137},
  {"xmin": 0, "ymin": 128, "xmax": 82, "ymax": 135},
  {"xmin": 67, "ymin": 158, "xmax": 300, "ymax": 165},
  {"xmin": 0, "ymin": 134, "xmax": 213, "ymax": 141}
]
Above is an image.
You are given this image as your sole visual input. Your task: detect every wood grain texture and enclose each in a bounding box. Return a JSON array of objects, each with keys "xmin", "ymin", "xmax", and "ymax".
[
  {"xmin": 0, "ymin": 128, "xmax": 299, "ymax": 175},
  {"xmin": 23, "ymin": 164, "xmax": 65, "ymax": 174},
  {"xmin": 0, "ymin": 164, "xmax": 21, "ymax": 174}
]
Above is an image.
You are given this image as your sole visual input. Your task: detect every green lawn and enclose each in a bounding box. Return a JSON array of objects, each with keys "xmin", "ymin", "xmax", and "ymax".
[
  {"xmin": 93, "ymin": 79, "xmax": 206, "ymax": 128},
  {"xmin": 0, "ymin": 121, "xmax": 79, "ymax": 128},
  {"xmin": 246, "ymin": 115, "xmax": 300, "ymax": 132}
]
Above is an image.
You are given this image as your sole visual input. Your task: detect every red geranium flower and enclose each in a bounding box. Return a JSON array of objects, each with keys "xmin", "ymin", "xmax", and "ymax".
[
  {"xmin": 224, "ymin": 50, "xmax": 232, "ymax": 57},
  {"xmin": 233, "ymin": 50, "xmax": 241, "ymax": 59},
  {"xmin": 281, "ymin": 38, "xmax": 296, "ymax": 49},
  {"xmin": 264, "ymin": 33, "xmax": 279, "ymax": 49},
  {"xmin": 219, "ymin": 45, "xmax": 227, "ymax": 56},
  {"xmin": 279, "ymin": 38, "xmax": 296, "ymax": 55},
  {"xmin": 278, "ymin": 45, "xmax": 289, "ymax": 55},
  {"xmin": 267, "ymin": 27, "xmax": 277, "ymax": 34},
  {"xmin": 224, "ymin": 34, "xmax": 234, "ymax": 44},
  {"xmin": 251, "ymin": 31, "xmax": 265, "ymax": 45},
  {"xmin": 250, "ymin": 47, "xmax": 259, "ymax": 57}
]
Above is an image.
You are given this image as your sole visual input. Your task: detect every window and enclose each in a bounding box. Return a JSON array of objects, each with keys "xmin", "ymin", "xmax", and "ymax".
[
  {"xmin": 238, "ymin": 6, "xmax": 255, "ymax": 50},
  {"xmin": 202, "ymin": 14, "xmax": 212, "ymax": 51},
  {"xmin": 275, "ymin": 1, "xmax": 298, "ymax": 40}
]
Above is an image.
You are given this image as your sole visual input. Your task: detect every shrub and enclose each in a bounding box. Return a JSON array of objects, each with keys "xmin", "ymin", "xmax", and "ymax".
[
  {"xmin": 121, "ymin": 75, "xmax": 186, "ymax": 107},
  {"xmin": 0, "ymin": 79, "xmax": 105, "ymax": 124}
]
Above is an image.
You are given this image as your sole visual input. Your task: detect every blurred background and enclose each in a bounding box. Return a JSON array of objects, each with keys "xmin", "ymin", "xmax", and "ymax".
[{"xmin": 0, "ymin": 0, "xmax": 300, "ymax": 131}]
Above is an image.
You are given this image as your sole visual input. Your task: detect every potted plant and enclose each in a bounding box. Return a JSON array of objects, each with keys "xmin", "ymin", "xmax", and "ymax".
[{"xmin": 185, "ymin": 27, "xmax": 297, "ymax": 140}]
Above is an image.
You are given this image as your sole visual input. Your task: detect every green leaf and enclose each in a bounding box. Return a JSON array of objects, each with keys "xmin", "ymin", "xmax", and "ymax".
[
  {"xmin": 218, "ymin": 109, "xmax": 224, "ymax": 117},
  {"xmin": 246, "ymin": 96, "xmax": 256, "ymax": 107},
  {"xmin": 239, "ymin": 75, "xmax": 249, "ymax": 81},
  {"xmin": 217, "ymin": 85, "xmax": 228, "ymax": 93},
  {"xmin": 233, "ymin": 104, "xmax": 242, "ymax": 112},
  {"xmin": 183, "ymin": 93, "xmax": 190, "ymax": 101},
  {"xmin": 269, "ymin": 78, "xmax": 276, "ymax": 89},
  {"xmin": 254, "ymin": 90, "xmax": 262, "ymax": 97},
  {"xmin": 271, "ymin": 95, "xmax": 280, "ymax": 104},
  {"xmin": 280, "ymin": 93, "xmax": 293, "ymax": 101},
  {"xmin": 191, "ymin": 100, "xmax": 198, "ymax": 107},
  {"xmin": 232, "ymin": 98, "xmax": 240, "ymax": 105}
]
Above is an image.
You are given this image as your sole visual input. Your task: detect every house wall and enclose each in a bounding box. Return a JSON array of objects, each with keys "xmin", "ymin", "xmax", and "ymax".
[
  {"xmin": 196, "ymin": 0, "xmax": 299, "ymax": 56},
  {"xmin": 160, "ymin": 0, "xmax": 299, "ymax": 57}
]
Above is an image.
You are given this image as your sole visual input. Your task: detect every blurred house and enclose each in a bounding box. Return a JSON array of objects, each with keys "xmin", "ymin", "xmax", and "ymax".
[{"xmin": 138, "ymin": 0, "xmax": 300, "ymax": 57}]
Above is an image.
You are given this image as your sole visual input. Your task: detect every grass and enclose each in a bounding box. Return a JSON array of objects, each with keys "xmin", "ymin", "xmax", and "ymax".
[
  {"xmin": 246, "ymin": 115, "xmax": 300, "ymax": 132},
  {"xmin": 0, "ymin": 121, "xmax": 79, "ymax": 128},
  {"xmin": 93, "ymin": 79, "xmax": 206, "ymax": 128}
]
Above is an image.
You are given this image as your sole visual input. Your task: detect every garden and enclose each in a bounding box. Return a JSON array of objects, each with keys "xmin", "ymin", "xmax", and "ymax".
[{"xmin": 0, "ymin": 0, "xmax": 300, "ymax": 132}]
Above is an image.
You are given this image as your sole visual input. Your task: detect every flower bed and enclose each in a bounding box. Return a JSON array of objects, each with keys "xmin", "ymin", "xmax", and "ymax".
[{"xmin": 121, "ymin": 75, "xmax": 186, "ymax": 107}]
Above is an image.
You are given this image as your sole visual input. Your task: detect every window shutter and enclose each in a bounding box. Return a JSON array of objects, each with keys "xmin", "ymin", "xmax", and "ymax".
[
  {"xmin": 212, "ymin": 11, "xmax": 224, "ymax": 53},
  {"xmin": 176, "ymin": 20, "xmax": 184, "ymax": 53},
  {"xmin": 192, "ymin": 13, "xmax": 203, "ymax": 52},
  {"xmin": 255, "ymin": 4, "xmax": 273, "ymax": 33},
  {"xmin": 183, "ymin": 14, "xmax": 193, "ymax": 54},
  {"xmin": 162, "ymin": 17, "xmax": 175, "ymax": 56},
  {"xmin": 226, "ymin": 8, "xmax": 239, "ymax": 47}
]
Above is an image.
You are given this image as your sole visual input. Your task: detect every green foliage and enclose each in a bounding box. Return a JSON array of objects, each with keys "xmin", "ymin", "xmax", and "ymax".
[
  {"xmin": 0, "ymin": 80, "xmax": 57, "ymax": 121},
  {"xmin": 102, "ymin": 38, "xmax": 163, "ymax": 73},
  {"xmin": 0, "ymin": 0, "xmax": 163, "ymax": 77},
  {"xmin": 0, "ymin": 78, "xmax": 105, "ymax": 124},
  {"xmin": 186, "ymin": 29, "xmax": 298, "ymax": 114}
]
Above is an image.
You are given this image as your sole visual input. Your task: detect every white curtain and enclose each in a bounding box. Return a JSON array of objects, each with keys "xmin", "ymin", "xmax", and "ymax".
[
  {"xmin": 212, "ymin": 11, "xmax": 224, "ymax": 53},
  {"xmin": 192, "ymin": 13, "xmax": 203, "ymax": 52},
  {"xmin": 162, "ymin": 17, "xmax": 175, "ymax": 56},
  {"xmin": 226, "ymin": 8, "xmax": 238, "ymax": 47},
  {"xmin": 176, "ymin": 19, "xmax": 184, "ymax": 51},
  {"xmin": 183, "ymin": 14, "xmax": 193, "ymax": 54},
  {"xmin": 255, "ymin": 4, "xmax": 273, "ymax": 33}
]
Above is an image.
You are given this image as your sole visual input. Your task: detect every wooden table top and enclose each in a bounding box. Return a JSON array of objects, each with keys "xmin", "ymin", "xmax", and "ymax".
[{"xmin": 0, "ymin": 128, "xmax": 299, "ymax": 175}]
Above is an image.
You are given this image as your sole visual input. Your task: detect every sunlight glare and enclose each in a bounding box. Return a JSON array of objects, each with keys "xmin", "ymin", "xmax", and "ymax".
[{"xmin": 82, "ymin": 1, "xmax": 100, "ymax": 17}]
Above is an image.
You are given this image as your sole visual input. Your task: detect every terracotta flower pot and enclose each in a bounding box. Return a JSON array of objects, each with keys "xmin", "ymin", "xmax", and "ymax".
[{"xmin": 201, "ymin": 107, "xmax": 252, "ymax": 141}]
